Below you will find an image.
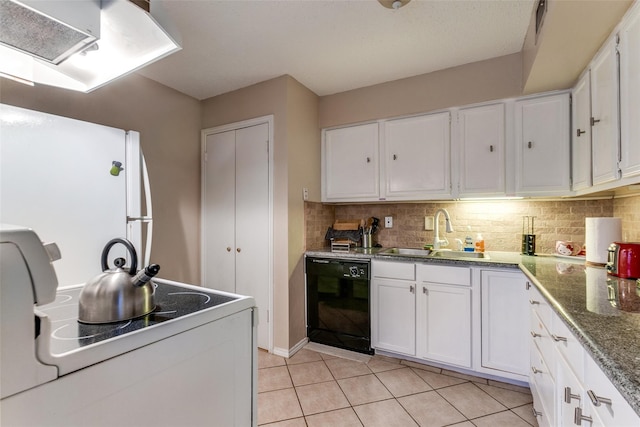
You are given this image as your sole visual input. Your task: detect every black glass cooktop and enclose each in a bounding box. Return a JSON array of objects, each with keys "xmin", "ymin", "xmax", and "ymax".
[{"xmin": 38, "ymin": 282, "xmax": 237, "ymax": 354}]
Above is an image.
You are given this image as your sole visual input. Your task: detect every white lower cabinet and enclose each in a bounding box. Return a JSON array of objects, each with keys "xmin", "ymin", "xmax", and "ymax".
[
  {"xmin": 371, "ymin": 261, "xmax": 416, "ymax": 356},
  {"xmin": 372, "ymin": 261, "xmax": 472, "ymax": 367},
  {"xmin": 480, "ymin": 270, "xmax": 529, "ymax": 376},
  {"xmin": 528, "ymin": 284, "xmax": 640, "ymax": 427},
  {"xmin": 417, "ymin": 282, "xmax": 471, "ymax": 367}
]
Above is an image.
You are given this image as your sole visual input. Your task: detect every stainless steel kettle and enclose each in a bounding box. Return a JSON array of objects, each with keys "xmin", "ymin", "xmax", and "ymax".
[{"xmin": 78, "ymin": 238, "xmax": 160, "ymax": 324}]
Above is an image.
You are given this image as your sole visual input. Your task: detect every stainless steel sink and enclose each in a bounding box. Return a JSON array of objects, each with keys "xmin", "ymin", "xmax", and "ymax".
[
  {"xmin": 429, "ymin": 250, "xmax": 490, "ymax": 260},
  {"xmin": 380, "ymin": 248, "xmax": 432, "ymax": 257},
  {"xmin": 379, "ymin": 248, "xmax": 489, "ymax": 260}
]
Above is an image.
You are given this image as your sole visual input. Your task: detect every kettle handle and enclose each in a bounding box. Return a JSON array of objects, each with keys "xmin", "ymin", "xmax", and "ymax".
[{"xmin": 101, "ymin": 238, "xmax": 138, "ymax": 275}]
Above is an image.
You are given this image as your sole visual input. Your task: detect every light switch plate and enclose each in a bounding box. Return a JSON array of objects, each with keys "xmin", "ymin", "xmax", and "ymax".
[
  {"xmin": 424, "ymin": 216, "xmax": 434, "ymax": 230},
  {"xmin": 385, "ymin": 216, "xmax": 393, "ymax": 228}
]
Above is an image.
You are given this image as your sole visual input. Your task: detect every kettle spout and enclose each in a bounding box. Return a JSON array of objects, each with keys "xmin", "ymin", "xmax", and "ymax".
[{"xmin": 132, "ymin": 264, "xmax": 160, "ymax": 287}]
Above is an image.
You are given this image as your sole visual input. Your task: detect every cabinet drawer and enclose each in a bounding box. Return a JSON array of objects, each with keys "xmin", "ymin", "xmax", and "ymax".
[
  {"xmin": 528, "ymin": 285, "xmax": 552, "ymax": 330},
  {"xmin": 416, "ymin": 264, "xmax": 470, "ymax": 286},
  {"xmin": 530, "ymin": 343, "xmax": 556, "ymax": 427},
  {"xmin": 552, "ymin": 314, "xmax": 584, "ymax": 380},
  {"xmin": 372, "ymin": 261, "xmax": 415, "ymax": 280},
  {"xmin": 530, "ymin": 311, "xmax": 555, "ymax": 380},
  {"xmin": 583, "ymin": 353, "xmax": 639, "ymax": 425}
]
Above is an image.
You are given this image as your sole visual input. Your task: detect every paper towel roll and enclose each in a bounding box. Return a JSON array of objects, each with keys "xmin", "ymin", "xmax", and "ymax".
[{"xmin": 585, "ymin": 217, "xmax": 622, "ymax": 264}]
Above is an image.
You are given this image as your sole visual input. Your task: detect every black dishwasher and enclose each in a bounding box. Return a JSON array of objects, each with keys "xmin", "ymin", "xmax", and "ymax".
[{"xmin": 305, "ymin": 256, "xmax": 373, "ymax": 354}]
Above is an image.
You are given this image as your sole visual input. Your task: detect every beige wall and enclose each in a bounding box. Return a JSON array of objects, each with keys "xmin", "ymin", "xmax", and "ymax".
[
  {"xmin": 201, "ymin": 75, "xmax": 319, "ymax": 351},
  {"xmin": 305, "ymin": 198, "xmax": 639, "ymax": 255},
  {"xmin": 318, "ymin": 53, "xmax": 523, "ymax": 129},
  {"xmin": 522, "ymin": 0, "xmax": 632, "ymax": 94},
  {"xmin": 0, "ymin": 74, "xmax": 202, "ymax": 283},
  {"xmin": 286, "ymin": 78, "xmax": 320, "ymax": 346}
]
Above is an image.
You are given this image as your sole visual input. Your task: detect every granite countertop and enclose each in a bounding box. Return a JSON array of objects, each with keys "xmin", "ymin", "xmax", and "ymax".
[
  {"xmin": 305, "ymin": 248, "xmax": 640, "ymax": 415},
  {"xmin": 518, "ymin": 255, "xmax": 640, "ymax": 417}
]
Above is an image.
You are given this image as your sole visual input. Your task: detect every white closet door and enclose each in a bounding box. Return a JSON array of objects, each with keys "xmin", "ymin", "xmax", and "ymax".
[
  {"xmin": 235, "ymin": 123, "xmax": 270, "ymax": 350},
  {"xmin": 204, "ymin": 130, "xmax": 236, "ymax": 293}
]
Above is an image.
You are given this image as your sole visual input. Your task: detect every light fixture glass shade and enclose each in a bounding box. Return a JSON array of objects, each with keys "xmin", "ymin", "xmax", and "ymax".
[{"xmin": 378, "ymin": 0, "xmax": 411, "ymax": 9}]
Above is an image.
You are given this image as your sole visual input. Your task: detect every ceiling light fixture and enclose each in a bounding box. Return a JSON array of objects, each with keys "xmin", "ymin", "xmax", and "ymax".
[{"xmin": 378, "ymin": 0, "xmax": 411, "ymax": 10}]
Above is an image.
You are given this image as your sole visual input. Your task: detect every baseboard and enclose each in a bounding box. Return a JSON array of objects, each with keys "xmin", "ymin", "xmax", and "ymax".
[{"xmin": 272, "ymin": 337, "xmax": 308, "ymax": 358}]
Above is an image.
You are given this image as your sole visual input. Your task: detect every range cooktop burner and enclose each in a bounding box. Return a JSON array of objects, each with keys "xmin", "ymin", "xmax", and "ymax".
[{"xmin": 38, "ymin": 282, "xmax": 237, "ymax": 355}]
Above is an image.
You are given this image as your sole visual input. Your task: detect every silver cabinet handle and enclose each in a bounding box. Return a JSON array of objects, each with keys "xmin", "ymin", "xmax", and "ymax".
[
  {"xmin": 237, "ymin": 248, "xmax": 241, "ymax": 253},
  {"xmin": 577, "ymin": 129, "xmax": 586, "ymax": 136},
  {"xmin": 587, "ymin": 390, "xmax": 612, "ymax": 407},
  {"xmin": 574, "ymin": 407, "xmax": 592, "ymax": 425},
  {"xmin": 529, "ymin": 299, "xmax": 540, "ymax": 305},
  {"xmin": 552, "ymin": 334, "xmax": 568, "ymax": 342},
  {"xmin": 564, "ymin": 386, "xmax": 581, "ymax": 404},
  {"xmin": 226, "ymin": 247, "xmax": 232, "ymax": 252},
  {"xmin": 591, "ymin": 117, "xmax": 601, "ymax": 126},
  {"xmin": 530, "ymin": 331, "xmax": 541, "ymax": 338},
  {"xmin": 531, "ymin": 366, "xmax": 542, "ymax": 374},
  {"xmin": 531, "ymin": 407, "xmax": 542, "ymax": 418}
]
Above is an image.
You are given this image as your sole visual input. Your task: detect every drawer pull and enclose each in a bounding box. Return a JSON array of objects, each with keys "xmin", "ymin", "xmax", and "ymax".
[
  {"xmin": 531, "ymin": 366, "xmax": 542, "ymax": 374},
  {"xmin": 564, "ymin": 386, "xmax": 581, "ymax": 404},
  {"xmin": 526, "ymin": 281, "xmax": 531, "ymax": 290},
  {"xmin": 574, "ymin": 407, "xmax": 593, "ymax": 425},
  {"xmin": 587, "ymin": 390, "xmax": 612, "ymax": 407},
  {"xmin": 552, "ymin": 334, "xmax": 568, "ymax": 342},
  {"xmin": 530, "ymin": 331, "xmax": 541, "ymax": 338},
  {"xmin": 529, "ymin": 299, "xmax": 540, "ymax": 305},
  {"xmin": 531, "ymin": 407, "xmax": 542, "ymax": 418},
  {"xmin": 409, "ymin": 285, "xmax": 414, "ymax": 293}
]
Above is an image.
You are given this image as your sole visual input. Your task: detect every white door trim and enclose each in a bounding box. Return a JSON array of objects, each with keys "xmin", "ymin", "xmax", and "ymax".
[{"xmin": 201, "ymin": 115, "xmax": 274, "ymax": 353}]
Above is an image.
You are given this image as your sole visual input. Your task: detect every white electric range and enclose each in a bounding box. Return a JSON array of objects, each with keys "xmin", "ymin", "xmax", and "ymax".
[{"xmin": 1, "ymin": 225, "xmax": 258, "ymax": 426}]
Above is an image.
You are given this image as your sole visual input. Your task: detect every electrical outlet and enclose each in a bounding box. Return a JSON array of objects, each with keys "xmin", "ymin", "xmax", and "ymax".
[
  {"xmin": 385, "ymin": 216, "xmax": 393, "ymax": 228},
  {"xmin": 302, "ymin": 187, "xmax": 309, "ymax": 201},
  {"xmin": 424, "ymin": 216, "xmax": 434, "ymax": 231}
]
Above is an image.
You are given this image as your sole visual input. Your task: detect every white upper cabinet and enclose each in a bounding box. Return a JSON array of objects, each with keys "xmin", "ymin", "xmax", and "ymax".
[
  {"xmin": 515, "ymin": 93, "xmax": 571, "ymax": 196},
  {"xmin": 458, "ymin": 103, "xmax": 505, "ymax": 197},
  {"xmin": 591, "ymin": 38, "xmax": 620, "ymax": 186},
  {"xmin": 572, "ymin": 71, "xmax": 593, "ymax": 191},
  {"xmin": 382, "ymin": 112, "xmax": 451, "ymax": 200},
  {"xmin": 322, "ymin": 123, "xmax": 379, "ymax": 202},
  {"xmin": 619, "ymin": 2, "xmax": 640, "ymax": 179}
]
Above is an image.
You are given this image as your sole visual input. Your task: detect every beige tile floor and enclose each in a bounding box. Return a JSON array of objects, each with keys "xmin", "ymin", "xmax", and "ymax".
[{"xmin": 258, "ymin": 348, "xmax": 538, "ymax": 427}]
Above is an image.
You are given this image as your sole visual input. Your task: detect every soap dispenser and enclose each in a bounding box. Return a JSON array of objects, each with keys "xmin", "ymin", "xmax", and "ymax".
[{"xmin": 464, "ymin": 226, "xmax": 474, "ymax": 252}]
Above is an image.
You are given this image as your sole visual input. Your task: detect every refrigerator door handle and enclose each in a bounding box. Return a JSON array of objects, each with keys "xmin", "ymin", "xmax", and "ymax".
[{"xmin": 140, "ymin": 150, "xmax": 153, "ymax": 268}]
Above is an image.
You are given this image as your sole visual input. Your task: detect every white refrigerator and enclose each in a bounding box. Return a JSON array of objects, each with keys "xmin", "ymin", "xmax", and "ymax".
[{"xmin": 0, "ymin": 103, "xmax": 152, "ymax": 286}]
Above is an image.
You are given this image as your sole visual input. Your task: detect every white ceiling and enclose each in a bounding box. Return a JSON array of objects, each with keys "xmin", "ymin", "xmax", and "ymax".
[{"xmin": 138, "ymin": 0, "xmax": 537, "ymax": 101}]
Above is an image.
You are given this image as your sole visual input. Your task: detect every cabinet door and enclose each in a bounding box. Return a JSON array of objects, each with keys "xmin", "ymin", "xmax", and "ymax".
[
  {"xmin": 557, "ymin": 352, "xmax": 586, "ymax": 427},
  {"xmin": 515, "ymin": 94, "xmax": 571, "ymax": 195},
  {"xmin": 619, "ymin": 3, "xmax": 640, "ymax": 178},
  {"xmin": 383, "ymin": 112, "xmax": 451, "ymax": 199},
  {"xmin": 572, "ymin": 71, "xmax": 593, "ymax": 191},
  {"xmin": 322, "ymin": 123, "xmax": 379, "ymax": 201},
  {"xmin": 459, "ymin": 104, "xmax": 505, "ymax": 197},
  {"xmin": 203, "ymin": 130, "xmax": 237, "ymax": 293},
  {"xmin": 480, "ymin": 270, "xmax": 528, "ymax": 375},
  {"xmin": 591, "ymin": 38, "xmax": 620, "ymax": 186},
  {"xmin": 372, "ymin": 278, "xmax": 416, "ymax": 355},
  {"xmin": 417, "ymin": 283, "xmax": 471, "ymax": 367}
]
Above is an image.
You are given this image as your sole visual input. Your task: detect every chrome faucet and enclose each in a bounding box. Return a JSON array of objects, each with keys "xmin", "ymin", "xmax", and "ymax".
[{"xmin": 433, "ymin": 208, "xmax": 454, "ymax": 250}]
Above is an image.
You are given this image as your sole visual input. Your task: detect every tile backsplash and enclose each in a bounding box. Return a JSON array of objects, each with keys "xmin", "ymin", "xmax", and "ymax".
[{"xmin": 305, "ymin": 195, "xmax": 640, "ymax": 254}]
